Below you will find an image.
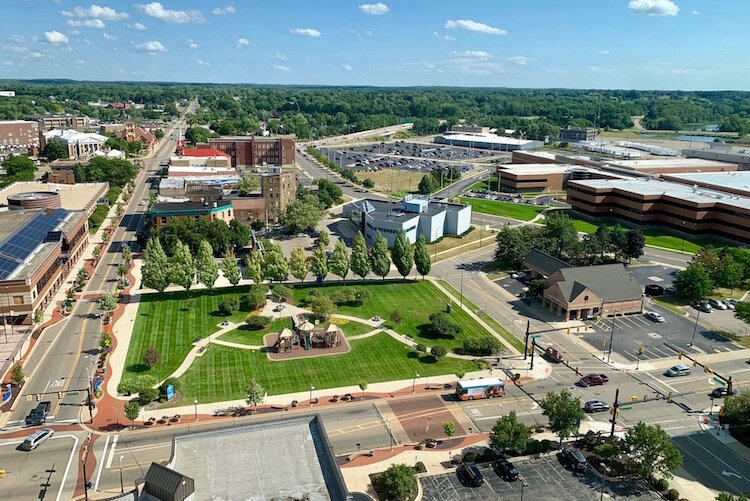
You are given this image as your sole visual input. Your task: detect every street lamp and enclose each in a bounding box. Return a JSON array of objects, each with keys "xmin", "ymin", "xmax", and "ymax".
[
  {"xmin": 194, "ymin": 397, "xmax": 198, "ymax": 421},
  {"xmin": 599, "ymin": 462, "xmax": 611, "ymax": 501},
  {"xmin": 519, "ymin": 474, "xmax": 528, "ymax": 501},
  {"xmin": 119, "ymin": 455, "xmax": 124, "ymax": 494},
  {"xmin": 387, "ymin": 418, "xmax": 393, "ymax": 452},
  {"xmin": 310, "ymin": 383, "xmax": 315, "ymax": 407},
  {"xmin": 412, "ymin": 372, "xmax": 420, "ymax": 393},
  {"xmin": 689, "ymin": 309, "xmax": 701, "ymax": 346}
]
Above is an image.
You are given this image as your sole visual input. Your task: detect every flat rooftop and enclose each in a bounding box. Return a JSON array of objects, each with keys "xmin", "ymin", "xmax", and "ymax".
[
  {"xmin": 571, "ymin": 178, "xmax": 750, "ymax": 211},
  {"xmin": 605, "ymin": 158, "xmax": 735, "ymax": 171},
  {"xmin": 439, "ymin": 131, "xmax": 537, "ymax": 146},
  {"xmin": 499, "ymin": 163, "xmax": 574, "ymax": 175},
  {"xmin": 0, "ymin": 182, "xmax": 107, "ymax": 211},
  {"xmin": 665, "ymin": 171, "xmax": 750, "ymax": 195},
  {"xmin": 170, "ymin": 417, "xmax": 347, "ymax": 501}
]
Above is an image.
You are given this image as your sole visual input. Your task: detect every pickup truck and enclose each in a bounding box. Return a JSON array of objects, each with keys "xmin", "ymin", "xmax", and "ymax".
[
  {"xmin": 25, "ymin": 401, "xmax": 51, "ymax": 427},
  {"xmin": 577, "ymin": 373, "xmax": 609, "ymax": 387}
]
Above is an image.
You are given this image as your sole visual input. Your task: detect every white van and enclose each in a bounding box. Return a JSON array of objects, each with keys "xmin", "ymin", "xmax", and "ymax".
[{"xmin": 20, "ymin": 428, "xmax": 54, "ymax": 451}]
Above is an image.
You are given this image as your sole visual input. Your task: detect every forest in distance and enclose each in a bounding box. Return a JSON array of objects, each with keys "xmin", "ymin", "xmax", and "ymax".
[{"xmin": 1, "ymin": 80, "xmax": 749, "ymax": 140}]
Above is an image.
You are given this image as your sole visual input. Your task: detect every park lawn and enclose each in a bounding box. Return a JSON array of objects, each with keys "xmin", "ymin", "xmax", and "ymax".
[
  {"xmin": 218, "ymin": 318, "xmax": 291, "ymax": 346},
  {"xmin": 176, "ymin": 332, "xmax": 478, "ymax": 402},
  {"xmin": 460, "ymin": 197, "xmax": 545, "ymax": 221},
  {"xmin": 124, "ymin": 286, "xmax": 255, "ymax": 381},
  {"xmin": 292, "ymin": 281, "xmax": 493, "ymax": 352}
]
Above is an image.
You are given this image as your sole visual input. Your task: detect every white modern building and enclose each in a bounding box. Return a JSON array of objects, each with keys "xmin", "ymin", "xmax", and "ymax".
[
  {"xmin": 343, "ymin": 195, "xmax": 472, "ymax": 247},
  {"xmin": 435, "ymin": 131, "xmax": 543, "ymax": 151},
  {"xmin": 44, "ymin": 129, "xmax": 107, "ymax": 160}
]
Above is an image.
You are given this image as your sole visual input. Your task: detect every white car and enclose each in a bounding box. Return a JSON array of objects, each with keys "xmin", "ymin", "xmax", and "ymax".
[
  {"xmin": 724, "ymin": 299, "xmax": 737, "ymax": 310},
  {"xmin": 708, "ymin": 298, "xmax": 728, "ymax": 310},
  {"xmin": 645, "ymin": 311, "xmax": 665, "ymax": 323}
]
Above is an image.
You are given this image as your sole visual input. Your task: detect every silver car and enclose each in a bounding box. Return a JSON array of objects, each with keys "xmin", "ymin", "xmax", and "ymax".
[
  {"xmin": 645, "ymin": 311, "xmax": 665, "ymax": 323},
  {"xmin": 20, "ymin": 428, "xmax": 54, "ymax": 451}
]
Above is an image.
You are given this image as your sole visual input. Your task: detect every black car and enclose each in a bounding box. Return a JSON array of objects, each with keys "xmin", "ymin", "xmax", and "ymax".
[
  {"xmin": 492, "ymin": 459, "xmax": 519, "ymax": 481},
  {"xmin": 561, "ymin": 446, "xmax": 587, "ymax": 474},
  {"xmin": 710, "ymin": 387, "xmax": 735, "ymax": 398},
  {"xmin": 459, "ymin": 463, "xmax": 484, "ymax": 487},
  {"xmin": 25, "ymin": 401, "xmax": 51, "ymax": 427}
]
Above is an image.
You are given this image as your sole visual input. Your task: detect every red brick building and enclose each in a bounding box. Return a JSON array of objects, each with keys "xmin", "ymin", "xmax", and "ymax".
[{"xmin": 198, "ymin": 137, "xmax": 295, "ymax": 167}]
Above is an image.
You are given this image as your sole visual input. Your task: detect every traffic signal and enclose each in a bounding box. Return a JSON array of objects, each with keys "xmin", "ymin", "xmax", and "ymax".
[
  {"xmin": 727, "ymin": 377, "xmax": 733, "ymax": 395},
  {"xmin": 616, "ymin": 409, "xmax": 621, "ymax": 419},
  {"xmin": 678, "ymin": 351, "xmax": 682, "ymax": 360},
  {"xmin": 693, "ymin": 359, "xmax": 697, "ymax": 367},
  {"xmin": 35, "ymin": 393, "xmax": 40, "ymax": 401},
  {"xmin": 704, "ymin": 365, "xmax": 709, "ymax": 373},
  {"xmin": 667, "ymin": 391, "xmax": 672, "ymax": 402},
  {"xmin": 58, "ymin": 392, "xmax": 62, "ymax": 399}
]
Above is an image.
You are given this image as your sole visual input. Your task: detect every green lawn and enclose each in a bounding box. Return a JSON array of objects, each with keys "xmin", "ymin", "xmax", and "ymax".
[
  {"xmin": 176, "ymin": 332, "xmax": 478, "ymax": 402},
  {"xmin": 469, "ymin": 176, "xmax": 498, "ymax": 192},
  {"xmin": 292, "ymin": 281, "xmax": 494, "ymax": 352},
  {"xmin": 460, "ymin": 197, "xmax": 545, "ymax": 221},
  {"xmin": 218, "ymin": 317, "xmax": 374, "ymax": 346},
  {"xmin": 124, "ymin": 287, "xmax": 256, "ymax": 381}
]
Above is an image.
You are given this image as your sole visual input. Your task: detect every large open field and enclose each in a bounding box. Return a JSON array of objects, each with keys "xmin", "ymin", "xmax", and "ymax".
[
  {"xmin": 460, "ymin": 197, "xmax": 545, "ymax": 221},
  {"xmin": 355, "ymin": 168, "xmax": 425, "ymax": 194}
]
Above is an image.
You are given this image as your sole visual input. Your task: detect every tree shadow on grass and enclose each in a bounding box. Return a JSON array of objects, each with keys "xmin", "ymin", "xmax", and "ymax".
[{"xmin": 125, "ymin": 362, "xmax": 150, "ymax": 374}]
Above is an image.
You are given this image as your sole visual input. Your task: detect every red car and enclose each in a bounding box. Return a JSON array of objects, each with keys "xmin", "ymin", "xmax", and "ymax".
[{"xmin": 578, "ymin": 374, "xmax": 609, "ymax": 387}]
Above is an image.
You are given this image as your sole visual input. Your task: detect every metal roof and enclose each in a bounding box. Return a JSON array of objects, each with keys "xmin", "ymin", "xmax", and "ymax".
[{"xmin": 457, "ymin": 378, "xmax": 505, "ymax": 389}]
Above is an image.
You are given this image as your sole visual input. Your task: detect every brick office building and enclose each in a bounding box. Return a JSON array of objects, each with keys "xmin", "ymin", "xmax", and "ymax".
[
  {"xmin": 0, "ymin": 120, "xmax": 42, "ymax": 156},
  {"xmin": 198, "ymin": 137, "xmax": 295, "ymax": 167},
  {"xmin": 261, "ymin": 166, "xmax": 296, "ymax": 224}
]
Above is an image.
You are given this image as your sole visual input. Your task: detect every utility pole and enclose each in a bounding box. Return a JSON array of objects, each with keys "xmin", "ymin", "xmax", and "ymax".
[
  {"xmin": 459, "ymin": 269, "xmax": 464, "ymax": 308},
  {"xmin": 610, "ymin": 388, "xmax": 619, "ymax": 438},
  {"xmin": 690, "ymin": 310, "xmax": 701, "ymax": 346},
  {"xmin": 523, "ymin": 321, "xmax": 530, "ymax": 361},
  {"xmin": 82, "ymin": 434, "xmax": 92, "ymax": 501},
  {"xmin": 636, "ymin": 346, "xmax": 643, "ymax": 371},
  {"xmin": 607, "ymin": 313, "xmax": 617, "ymax": 364}
]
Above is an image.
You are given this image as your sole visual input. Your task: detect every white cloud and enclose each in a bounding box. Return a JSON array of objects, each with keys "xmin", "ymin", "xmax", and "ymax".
[
  {"xmin": 197, "ymin": 58, "xmax": 210, "ymax": 66},
  {"xmin": 11, "ymin": 35, "xmax": 25, "ymax": 44},
  {"xmin": 628, "ymin": 0, "xmax": 679, "ymax": 16},
  {"xmin": 342, "ymin": 63, "xmax": 352, "ymax": 71},
  {"xmin": 451, "ymin": 50, "xmax": 492, "ymax": 60},
  {"xmin": 137, "ymin": 2, "xmax": 205, "ymax": 24},
  {"xmin": 67, "ymin": 18, "xmax": 106, "ymax": 28},
  {"xmin": 10, "ymin": 46, "xmax": 27, "ymax": 54},
  {"xmin": 236, "ymin": 38, "xmax": 250, "ymax": 48},
  {"xmin": 433, "ymin": 32, "xmax": 455, "ymax": 41},
  {"xmin": 2, "ymin": 61, "xmax": 14, "ymax": 67},
  {"xmin": 69, "ymin": 30, "xmax": 80, "ymax": 35},
  {"xmin": 508, "ymin": 56, "xmax": 532, "ymax": 65},
  {"xmin": 45, "ymin": 31, "xmax": 69, "ymax": 44},
  {"xmin": 273, "ymin": 64, "xmax": 290, "ymax": 71},
  {"xmin": 598, "ymin": 50, "xmax": 611, "ymax": 55},
  {"xmin": 274, "ymin": 51, "xmax": 287, "ymax": 60},
  {"xmin": 76, "ymin": 59, "xmax": 85, "ymax": 64},
  {"xmin": 359, "ymin": 3, "xmax": 389, "ymax": 15},
  {"xmin": 290, "ymin": 28, "xmax": 321, "ymax": 38},
  {"xmin": 692, "ymin": 10, "xmax": 699, "ymax": 15},
  {"xmin": 186, "ymin": 39, "xmax": 198, "ymax": 49},
  {"xmin": 130, "ymin": 22, "xmax": 147, "ymax": 31},
  {"xmin": 62, "ymin": 4, "xmax": 129, "ymax": 20},
  {"xmin": 212, "ymin": 6, "xmax": 235, "ymax": 15},
  {"xmin": 444, "ymin": 19, "xmax": 506, "ymax": 35},
  {"xmin": 103, "ymin": 32, "xmax": 116, "ymax": 40},
  {"xmin": 30, "ymin": 52, "xmax": 42, "ymax": 58},
  {"xmin": 135, "ymin": 40, "xmax": 166, "ymax": 53}
]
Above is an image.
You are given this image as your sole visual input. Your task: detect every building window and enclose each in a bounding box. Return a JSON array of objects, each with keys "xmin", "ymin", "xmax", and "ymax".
[
  {"xmin": 13, "ymin": 296, "xmax": 24, "ymax": 305},
  {"xmin": 161, "ymin": 217, "xmax": 167, "ymax": 224}
]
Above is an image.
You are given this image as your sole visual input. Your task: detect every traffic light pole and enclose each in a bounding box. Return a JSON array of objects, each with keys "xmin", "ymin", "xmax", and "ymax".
[
  {"xmin": 523, "ymin": 321, "xmax": 530, "ymax": 361},
  {"xmin": 530, "ymin": 338, "xmax": 536, "ymax": 371},
  {"xmin": 610, "ymin": 388, "xmax": 619, "ymax": 438}
]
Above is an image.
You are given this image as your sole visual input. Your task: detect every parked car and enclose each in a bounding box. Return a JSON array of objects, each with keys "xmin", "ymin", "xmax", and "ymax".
[
  {"xmin": 273, "ymin": 304, "xmax": 285, "ymax": 312},
  {"xmin": 665, "ymin": 285, "xmax": 676, "ymax": 295},
  {"xmin": 724, "ymin": 299, "xmax": 737, "ymax": 310},
  {"xmin": 544, "ymin": 347, "xmax": 564, "ymax": 363},
  {"xmin": 578, "ymin": 374, "xmax": 609, "ymax": 387},
  {"xmin": 25, "ymin": 401, "xmax": 51, "ymax": 427},
  {"xmin": 492, "ymin": 459, "xmax": 519, "ymax": 481},
  {"xmin": 693, "ymin": 301, "xmax": 713, "ymax": 313},
  {"xmin": 584, "ymin": 400, "xmax": 610, "ymax": 413},
  {"xmin": 511, "ymin": 271, "xmax": 526, "ymax": 280},
  {"xmin": 708, "ymin": 298, "xmax": 728, "ymax": 310},
  {"xmin": 459, "ymin": 463, "xmax": 484, "ymax": 487},
  {"xmin": 665, "ymin": 364, "xmax": 691, "ymax": 377},
  {"xmin": 710, "ymin": 387, "xmax": 735, "ymax": 398},
  {"xmin": 20, "ymin": 428, "xmax": 54, "ymax": 451},
  {"xmin": 561, "ymin": 446, "xmax": 588, "ymax": 474},
  {"xmin": 644, "ymin": 311, "xmax": 665, "ymax": 323}
]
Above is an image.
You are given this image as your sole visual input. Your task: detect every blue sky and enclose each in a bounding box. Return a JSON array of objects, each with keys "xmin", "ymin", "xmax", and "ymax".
[{"xmin": 2, "ymin": 0, "xmax": 748, "ymax": 89}]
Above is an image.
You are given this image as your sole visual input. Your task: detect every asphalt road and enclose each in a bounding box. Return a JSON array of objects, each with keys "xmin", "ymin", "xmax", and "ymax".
[
  {"xmin": 0, "ymin": 431, "xmax": 85, "ymax": 501},
  {"xmin": 6, "ymin": 104, "xmax": 194, "ymax": 428},
  {"xmin": 673, "ymin": 431, "xmax": 750, "ymax": 497}
]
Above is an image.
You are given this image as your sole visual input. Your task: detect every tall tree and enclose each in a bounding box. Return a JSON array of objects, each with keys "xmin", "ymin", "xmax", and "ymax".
[
  {"xmin": 623, "ymin": 422, "xmax": 683, "ymax": 480},
  {"xmin": 142, "ymin": 237, "xmax": 170, "ymax": 293},
  {"xmin": 170, "ymin": 240, "xmax": 195, "ymax": 291},
  {"xmin": 316, "ymin": 229, "xmax": 330, "ymax": 248},
  {"xmin": 413, "ymin": 235, "xmax": 431, "ymax": 280},
  {"xmin": 489, "ymin": 411, "xmax": 531, "ymax": 454},
  {"xmin": 228, "ymin": 219, "xmax": 251, "ymax": 250},
  {"xmin": 196, "ymin": 240, "xmax": 219, "ymax": 292},
  {"xmin": 122, "ymin": 244, "xmax": 132, "ymax": 264},
  {"xmin": 391, "ymin": 229, "xmax": 413, "ymax": 280},
  {"xmin": 674, "ymin": 263, "xmax": 714, "ymax": 303},
  {"xmin": 350, "ymin": 232, "xmax": 370, "ymax": 282},
  {"xmin": 310, "ymin": 242, "xmax": 329, "ymax": 281},
  {"xmin": 329, "ymin": 239, "xmax": 350, "ymax": 282},
  {"xmin": 540, "ymin": 390, "xmax": 584, "ymax": 446},
  {"xmin": 262, "ymin": 241, "xmax": 288, "ymax": 282},
  {"xmin": 289, "ymin": 245, "xmax": 309, "ymax": 283},
  {"xmin": 246, "ymin": 251, "xmax": 264, "ymax": 285},
  {"xmin": 370, "ymin": 231, "xmax": 390, "ymax": 280},
  {"xmin": 625, "ymin": 229, "xmax": 645, "ymax": 262},
  {"xmin": 221, "ymin": 251, "xmax": 241, "ymax": 286}
]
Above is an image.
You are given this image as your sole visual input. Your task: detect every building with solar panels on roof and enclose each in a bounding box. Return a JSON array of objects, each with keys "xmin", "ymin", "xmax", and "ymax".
[{"xmin": 0, "ymin": 207, "xmax": 90, "ymax": 324}]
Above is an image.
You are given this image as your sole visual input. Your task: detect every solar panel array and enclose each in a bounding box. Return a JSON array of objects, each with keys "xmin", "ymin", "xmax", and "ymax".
[{"xmin": 0, "ymin": 208, "xmax": 70, "ymax": 279}]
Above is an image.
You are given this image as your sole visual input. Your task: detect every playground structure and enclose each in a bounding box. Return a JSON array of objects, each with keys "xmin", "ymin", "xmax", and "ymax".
[{"xmin": 274, "ymin": 314, "xmax": 343, "ymax": 353}]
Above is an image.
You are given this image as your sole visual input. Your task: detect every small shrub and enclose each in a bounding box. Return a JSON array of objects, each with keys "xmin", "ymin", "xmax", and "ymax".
[
  {"xmin": 463, "ymin": 452, "xmax": 477, "ymax": 463},
  {"xmin": 428, "ymin": 312, "xmax": 462, "ymax": 339},
  {"xmin": 656, "ymin": 478, "xmax": 669, "ymax": 491},
  {"xmin": 138, "ymin": 387, "xmax": 159, "ymax": 406},
  {"xmin": 363, "ymin": 178, "xmax": 375, "ymax": 189},
  {"xmin": 463, "ymin": 336, "xmax": 503, "ymax": 356},
  {"xmin": 525, "ymin": 440, "xmax": 542, "ymax": 455},
  {"xmin": 415, "ymin": 461, "xmax": 426, "ymax": 473},
  {"xmin": 474, "ymin": 359, "xmax": 491, "ymax": 370},
  {"xmin": 415, "ymin": 343, "xmax": 427, "ymax": 353},
  {"xmin": 594, "ymin": 443, "xmax": 618, "ymax": 459},
  {"xmin": 665, "ymin": 488, "xmax": 680, "ymax": 501},
  {"xmin": 431, "ymin": 345, "xmax": 447, "ymax": 359},
  {"xmin": 390, "ymin": 310, "xmax": 402, "ymax": 324},
  {"xmin": 159, "ymin": 378, "xmax": 180, "ymax": 400},
  {"xmin": 118, "ymin": 375, "xmax": 157, "ymax": 395},
  {"xmin": 245, "ymin": 315, "xmax": 271, "ymax": 329},
  {"xmin": 218, "ymin": 297, "xmax": 240, "ymax": 316},
  {"xmin": 541, "ymin": 439, "xmax": 552, "ymax": 453}
]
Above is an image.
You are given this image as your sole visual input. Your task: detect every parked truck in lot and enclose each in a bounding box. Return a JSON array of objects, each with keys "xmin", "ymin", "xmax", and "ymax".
[{"xmin": 25, "ymin": 401, "xmax": 51, "ymax": 427}]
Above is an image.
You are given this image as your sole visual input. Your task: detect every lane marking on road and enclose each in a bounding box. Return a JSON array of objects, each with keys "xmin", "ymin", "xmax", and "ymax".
[
  {"xmin": 56, "ymin": 434, "xmax": 79, "ymax": 501},
  {"xmin": 93, "ymin": 434, "xmax": 110, "ymax": 491},
  {"xmin": 678, "ymin": 441, "xmax": 746, "ymax": 494},
  {"xmin": 52, "ymin": 300, "xmax": 94, "ymax": 417},
  {"xmin": 683, "ymin": 435, "xmax": 746, "ymax": 479},
  {"xmin": 645, "ymin": 372, "xmax": 678, "ymax": 393},
  {"xmin": 105, "ymin": 435, "xmax": 118, "ymax": 468}
]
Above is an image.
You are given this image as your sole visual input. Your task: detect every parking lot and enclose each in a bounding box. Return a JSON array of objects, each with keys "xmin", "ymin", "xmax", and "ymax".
[
  {"xmin": 421, "ymin": 454, "xmax": 658, "ymax": 500},
  {"xmin": 326, "ymin": 141, "xmax": 497, "ymax": 160}
]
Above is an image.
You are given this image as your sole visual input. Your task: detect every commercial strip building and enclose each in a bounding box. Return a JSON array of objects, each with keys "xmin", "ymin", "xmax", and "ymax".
[
  {"xmin": 343, "ymin": 195, "xmax": 471, "ymax": 247},
  {"xmin": 44, "ymin": 129, "xmax": 107, "ymax": 160},
  {"xmin": 567, "ymin": 177, "xmax": 750, "ymax": 243},
  {"xmin": 435, "ymin": 131, "xmax": 543, "ymax": 151},
  {"xmin": 198, "ymin": 136, "xmax": 296, "ymax": 167},
  {"xmin": 523, "ymin": 249, "xmax": 645, "ymax": 321},
  {"xmin": 150, "ymin": 200, "xmax": 234, "ymax": 228},
  {"xmin": 262, "ymin": 166, "xmax": 296, "ymax": 225},
  {"xmin": 0, "ymin": 120, "xmax": 41, "ymax": 156}
]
